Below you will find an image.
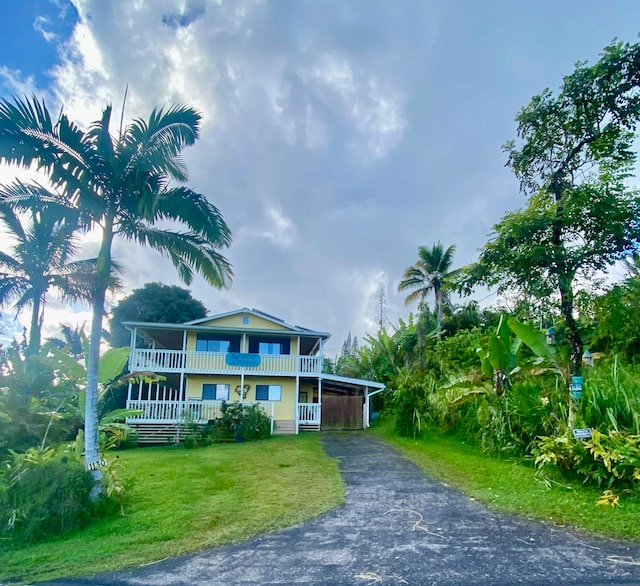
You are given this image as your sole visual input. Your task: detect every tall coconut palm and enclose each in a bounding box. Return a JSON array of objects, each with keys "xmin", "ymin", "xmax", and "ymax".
[
  {"xmin": 398, "ymin": 242, "xmax": 459, "ymax": 333},
  {"xmin": 0, "ymin": 199, "xmax": 102, "ymax": 355},
  {"xmin": 0, "ymin": 96, "xmax": 233, "ymax": 479}
]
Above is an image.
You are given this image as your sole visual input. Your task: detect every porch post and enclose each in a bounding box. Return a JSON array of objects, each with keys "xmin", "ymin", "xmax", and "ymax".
[
  {"xmin": 240, "ymin": 369, "xmax": 245, "ymax": 404},
  {"xmin": 295, "ymin": 374, "xmax": 300, "ymax": 434},
  {"xmin": 180, "ymin": 330, "xmax": 187, "ymax": 401},
  {"xmin": 126, "ymin": 381, "xmax": 132, "ymax": 406},
  {"xmin": 318, "ymin": 376, "xmax": 322, "ymax": 429},
  {"xmin": 364, "ymin": 387, "xmax": 370, "ymax": 429}
]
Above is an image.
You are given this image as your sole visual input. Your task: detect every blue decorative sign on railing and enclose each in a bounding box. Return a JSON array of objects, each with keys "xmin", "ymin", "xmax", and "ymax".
[{"xmin": 225, "ymin": 353, "xmax": 261, "ymax": 367}]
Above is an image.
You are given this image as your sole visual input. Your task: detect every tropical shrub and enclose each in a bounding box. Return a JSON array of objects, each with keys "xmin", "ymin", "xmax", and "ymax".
[
  {"xmin": 0, "ymin": 448, "xmax": 95, "ymax": 542},
  {"xmin": 390, "ymin": 367, "xmax": 434, "ymax": 438},
  {"xmin": 534, "ymin": 430, "xmax": 640, "ymax": 491},
  {"xmin": 183, "ymin": 402, "xmax": 272, "ymax": 447},
  {"xmin": 581, "ymin": 358, "xmax": 640, "ymax": 434}
]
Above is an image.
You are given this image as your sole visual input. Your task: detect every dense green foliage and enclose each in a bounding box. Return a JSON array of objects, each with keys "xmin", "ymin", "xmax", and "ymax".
[
  {"xmin": 0, "ymin": 449, "xmax": 96, "ymax": 542},
  {"xmin": 0, "ymin": 339, "xmax": 136, "ymax": 542},
  {"xmin": 182, "ymin": 402, "xmax": 272, "ymax": 447}
]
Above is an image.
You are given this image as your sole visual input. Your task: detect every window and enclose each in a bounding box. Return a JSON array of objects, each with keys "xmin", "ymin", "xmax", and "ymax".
[
  {"xmin": 202, "ymin": 384, "xmax": 230, "ymax": 401},
  {"xmin": 195, "ymin": 334, "xmax": 240, "ymax": 353},
  {"xmin": 249, "ymin": 336, "xmax": 290, "ymax": 355},
  {"xmin": 255, "ymin": 384, "xmax": 282, "ymax": 401},
  {"xmin": 242, "ymin": 316, "xmax": 249, "ymax": 324},
  {"xmin": 259, "ymin": 342, "xmax": 282, "ymax": 355}
]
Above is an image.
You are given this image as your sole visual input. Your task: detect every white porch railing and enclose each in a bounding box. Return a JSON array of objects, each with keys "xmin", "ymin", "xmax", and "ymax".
[
  {"xmin": 129, "ymin": 350, "xmax": 322, "ymax": 375},
  {"xmin": 129, "ymin": 349, "xmax": 185, "ymax": 371},
  {"xmin": 298, "ymin": 403, "xmax": 321, "ymax": 424},
  {"xmin": 126, "ymin": 399, "xmax": 275, "ymax": 431}
]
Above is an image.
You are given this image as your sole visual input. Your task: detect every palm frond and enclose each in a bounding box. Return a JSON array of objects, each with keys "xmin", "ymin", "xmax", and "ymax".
[
  {"xmin": 153, "ymin": 187, "xmax": 232, "ymax": 247},
  {"xmin": 118, "ymin": 223, "xmax": 232, "ymax": 288},
  {"xmin": 0, "ymin": 276, "xmax": 31, "ymax": 307},
  {"xmin": 120, "ymin": 106, "xmax": 200, "ymax": 182}
]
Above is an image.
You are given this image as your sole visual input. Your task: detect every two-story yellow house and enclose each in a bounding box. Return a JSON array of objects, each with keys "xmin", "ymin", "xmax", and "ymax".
[{"xmin": 124, "ymin": 308, "xmax": 385, "ymax": 443}]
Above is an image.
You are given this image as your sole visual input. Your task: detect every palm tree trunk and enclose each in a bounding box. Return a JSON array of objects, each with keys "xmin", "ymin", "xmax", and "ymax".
[
  {"xmin": 84, "ymin": 216, "xmax": 114, "ymax": 496},
  {"xmin": 27, "ymin": 294, "xmax": 42, "ymax": 356},
  {"xmin": 434, "ymin": 287, "xmax": 443, "ymax": 339}
]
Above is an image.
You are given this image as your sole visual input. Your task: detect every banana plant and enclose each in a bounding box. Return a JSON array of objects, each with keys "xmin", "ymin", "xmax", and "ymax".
[
  {"xmin": 445, "ymin": 315, "xmax": 566, "ymax": 405},
  {"xmin": 506, "ymin": 317, "xmax": 568, "ymax": 384}
]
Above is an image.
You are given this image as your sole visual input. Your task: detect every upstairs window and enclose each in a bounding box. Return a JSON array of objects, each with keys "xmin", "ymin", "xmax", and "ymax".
[
  {"xmin": 195, "ymin": 333, "xmax": 240, "ymax": 353},
  {"xmin": 249, "ymin": 336, "xmax": 290, "ymax": 355},
  {"xmin": 202, "ymin": 384, "xmax": 230, "ymax": 401},
  {"xmin": 255, "ymin": 385, "xmax": 282, "ymax": 401},
  {"xmin": 259, "ymin": 342, "xmax": 282, "ymax": 355}
]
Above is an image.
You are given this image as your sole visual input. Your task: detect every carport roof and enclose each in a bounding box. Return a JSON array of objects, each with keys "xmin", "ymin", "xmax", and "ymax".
[{"xmin": 320, "ymin": 373, "xmax": 385, "ymax": 390}]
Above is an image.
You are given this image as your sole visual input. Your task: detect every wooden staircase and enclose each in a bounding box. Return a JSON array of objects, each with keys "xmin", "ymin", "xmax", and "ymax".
[
  {"xmin": 273, "ymin": 420, "xmax": 296, "ymax": 435},
  {"xmin": 132, "ymin": 423, "xmax": 181, "ymax": 444}
]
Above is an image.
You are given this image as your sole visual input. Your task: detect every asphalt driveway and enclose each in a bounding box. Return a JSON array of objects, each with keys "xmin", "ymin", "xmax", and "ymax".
[{"xmin": 48, "ymin": 432, "xmax": 640, "ymax": 586}]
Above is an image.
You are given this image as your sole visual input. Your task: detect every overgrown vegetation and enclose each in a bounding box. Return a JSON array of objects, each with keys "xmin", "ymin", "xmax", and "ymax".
[
  {"xmin": 182, "ymin": 402, "xmax": 272, "ymax": 447},
  {"xmin": 0, "ymin": 335, "xmax": 136, "ymax": 542}
]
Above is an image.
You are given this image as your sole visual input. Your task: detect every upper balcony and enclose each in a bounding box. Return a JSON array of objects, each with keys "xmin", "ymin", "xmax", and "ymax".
[{"xmin": 129, "ymin": 348, "xmax": 322, "ymax": 376}]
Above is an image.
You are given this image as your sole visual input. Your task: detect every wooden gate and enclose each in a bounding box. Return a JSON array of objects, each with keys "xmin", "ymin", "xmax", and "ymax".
[{"xmin": 321, "ymin": 396, "xmax": 363, "ymax": 430}]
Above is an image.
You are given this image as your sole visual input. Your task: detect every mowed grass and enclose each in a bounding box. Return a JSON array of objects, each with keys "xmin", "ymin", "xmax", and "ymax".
[
  {"xmin": 374, "ymin": 423, "xmax": 640, "ymax": 541},
  {"xmin": 0, "ymin": 434, "xmax": 344, "ymax": 585}
]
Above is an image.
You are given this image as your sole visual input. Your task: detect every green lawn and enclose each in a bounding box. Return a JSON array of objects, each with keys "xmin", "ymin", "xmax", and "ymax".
[
  {"xmin": 0, "ymin": 434, "xmax": 344, "ymax": 585},
  {"xmin": 374, "ymin": 423, "xmax": 640, "ymax": 541}
]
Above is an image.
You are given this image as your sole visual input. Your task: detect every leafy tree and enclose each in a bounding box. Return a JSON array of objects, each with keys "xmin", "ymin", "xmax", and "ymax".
[
  {"xmin": 0, "ymin": 96, "xmax": 233, "ymax": 481},
  {"xmin": 109, "ymin": 282, "xmax": 207, "ymax": 348},
  {"xmin": 398, "ymin": 242, "xmax": 459, "ymax": 334},
  {"xmin": 0, "ymin": 200, "xmax": 105, "ymax": 356},
  {"xmin": 465, "ymin": 40, "xmax": 640, "ymax": 373},
  {"xmin": 592, "ymin": 276, "xmax": 640, "ymax": 360}
]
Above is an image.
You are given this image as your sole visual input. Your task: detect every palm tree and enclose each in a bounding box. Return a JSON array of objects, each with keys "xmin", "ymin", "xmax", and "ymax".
[
  {"xmin": 0, "ymin": 96, "xmax": 233, "ymax": 479},
  {"xmin": 398, "ymin": 242, "xmax": 459, "ymax": 333},
  {"xmin": 0, "ymin": 199, "xmax": 101, "ymax": 355}
]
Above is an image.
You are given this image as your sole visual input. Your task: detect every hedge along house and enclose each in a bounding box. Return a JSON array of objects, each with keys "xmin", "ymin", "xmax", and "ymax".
[{"xmin": 124, "ymin": 308, "xmax": 385, "ymax": 443}]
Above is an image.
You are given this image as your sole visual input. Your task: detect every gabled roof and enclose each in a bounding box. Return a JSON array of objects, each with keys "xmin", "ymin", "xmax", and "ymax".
[{"xmin": 123, "ymin": 307, "xmax": 331, "ymax": 338}]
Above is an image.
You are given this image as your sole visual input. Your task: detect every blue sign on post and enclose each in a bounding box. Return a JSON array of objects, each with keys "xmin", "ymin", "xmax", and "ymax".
[
  {"xmin": 571, "ymin": 376, "xmax": 584, "ymax": 399},
  {"xmin": 225, "ymin": 353, "xmax": 261, "ymax": 368}
]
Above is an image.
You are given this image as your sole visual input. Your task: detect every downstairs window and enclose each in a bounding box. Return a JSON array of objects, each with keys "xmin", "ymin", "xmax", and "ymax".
[
  {"xmin": 255, "ymin": 384, "xmax": 282, "ymax": 401},
  {"xmin": 202, "ymin": 383, "xmax": 230, "ymax": 401}
]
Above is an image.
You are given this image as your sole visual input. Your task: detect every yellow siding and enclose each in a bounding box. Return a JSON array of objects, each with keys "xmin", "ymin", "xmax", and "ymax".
[
  {"xmin": 198, "ymin": 313, "xmax": 291, "ymax": 331},
  {"xmin": 185, "ymin": 374, "xmax": 298, "ymax": 422}
]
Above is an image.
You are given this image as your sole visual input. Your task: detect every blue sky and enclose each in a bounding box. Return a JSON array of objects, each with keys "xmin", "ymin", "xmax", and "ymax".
[{"xmin": 0, "ymin": 1, "xmax": 639, "ymax": 353}]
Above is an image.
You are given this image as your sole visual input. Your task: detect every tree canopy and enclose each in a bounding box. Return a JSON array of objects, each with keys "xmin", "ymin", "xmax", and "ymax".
[
  {"xmin": 109, "ymin": 282, "xmax": 207, "ymax": 348},
  {"xmin": 464, "ymin": 39, "xmax": 640, "ymax": 372}
]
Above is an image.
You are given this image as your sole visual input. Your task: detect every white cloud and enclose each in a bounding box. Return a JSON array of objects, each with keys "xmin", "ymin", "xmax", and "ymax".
[
  {"xmin": 0, "ymin": 67, "xmax": 40, "ymax": 96},
  {"xmin": 261, "ymin": 205, "xmax": 297, "ymax": 249},
  {"xmin": 34, "ymin": 16, "xmax": 58, "ymax": 43}
]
